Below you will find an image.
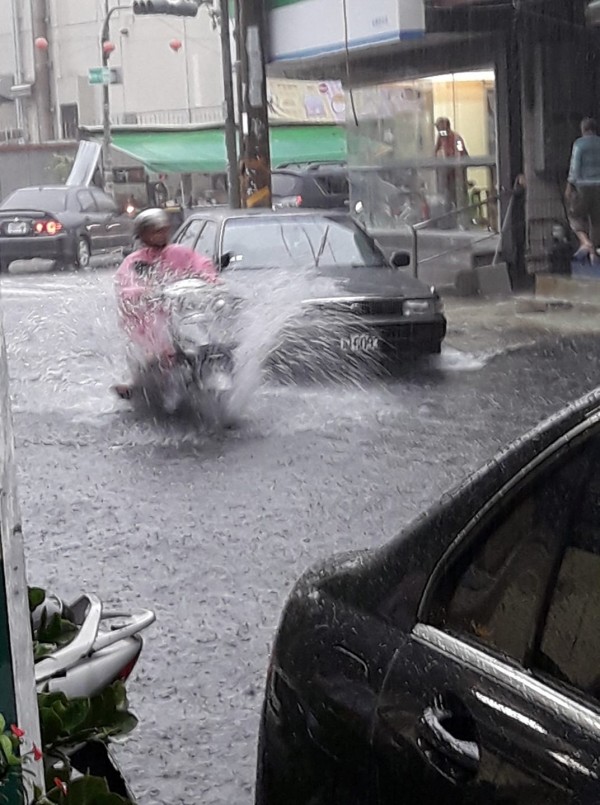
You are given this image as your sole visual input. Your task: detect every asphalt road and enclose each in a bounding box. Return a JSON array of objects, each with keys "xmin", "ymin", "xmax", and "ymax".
[{"xmin": 2, "ymin": 268, "xmax": 600, "ymax": 804}]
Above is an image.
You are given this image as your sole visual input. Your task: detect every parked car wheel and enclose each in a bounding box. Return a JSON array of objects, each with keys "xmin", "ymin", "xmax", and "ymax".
[{"xmin": 75, "ymin": 236, "xmax": 91, "ymax": 270}]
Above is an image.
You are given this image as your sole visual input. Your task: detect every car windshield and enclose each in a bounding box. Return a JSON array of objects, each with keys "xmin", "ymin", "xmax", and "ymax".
[
  {"xmin": 1, "ymin": 188, "xmax": 68, "ymax": 211},
  {"xmin": 221, "ymin": 216, "xmax": 388, "ymax": 270}
]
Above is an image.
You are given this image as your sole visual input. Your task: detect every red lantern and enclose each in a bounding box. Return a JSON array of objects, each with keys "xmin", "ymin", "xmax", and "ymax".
[
  {"xmin": 102, "ymin": 41, "xmax": 116, "ymax": 56},
  {"xmin": 34, "ymin": 37, "xmax": 49, "ymax": 51},
  {"xmin": 169, "ymin": 38, "xmax": 183, "ymax": 52}
]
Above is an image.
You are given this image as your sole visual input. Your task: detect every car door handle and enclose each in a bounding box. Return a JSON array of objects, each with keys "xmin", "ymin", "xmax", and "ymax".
[{"xmin": 417, "ymin": 704, "xmax": 480, "ymax": 777}]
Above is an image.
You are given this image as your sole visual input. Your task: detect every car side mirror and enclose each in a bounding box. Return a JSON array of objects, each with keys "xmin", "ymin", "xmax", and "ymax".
[
  {"xmin": 390, "ymin": 250, "xmax": 411, "ymax": 268},
  {"xmin": 219, "ymin": 252, "xmax": 233, "ymax": 270}
]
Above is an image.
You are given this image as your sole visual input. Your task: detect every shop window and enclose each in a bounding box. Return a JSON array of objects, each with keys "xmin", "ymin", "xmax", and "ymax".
[{"xmin": 347, "ymin": 69, "xmax": 498, "ymax": 233}]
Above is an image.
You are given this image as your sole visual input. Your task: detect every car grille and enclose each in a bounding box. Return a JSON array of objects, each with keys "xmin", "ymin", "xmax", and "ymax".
[{"xmin": 316, "ymin": 298, "xmax": 405, "ymax": 316}]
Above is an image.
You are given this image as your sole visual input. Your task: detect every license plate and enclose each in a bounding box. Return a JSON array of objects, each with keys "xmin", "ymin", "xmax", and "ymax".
[
  {"xmin": 340, "ymin": 333, "xmax": 380, "ymax": 353},
  {"xmin": 6, "ymin": 221, "xmax": 28, "ymax": 235}
]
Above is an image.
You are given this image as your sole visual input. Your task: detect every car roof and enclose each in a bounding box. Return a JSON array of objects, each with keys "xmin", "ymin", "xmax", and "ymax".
[{"xmin": 185, "ymin": 207, "xmax": 352, "ymax": 223}]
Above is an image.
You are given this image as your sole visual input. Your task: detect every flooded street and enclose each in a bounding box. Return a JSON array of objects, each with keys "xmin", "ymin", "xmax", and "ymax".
[{"xmin": 2, "ymin": 269, "xmax": 600, "ymax": 804}]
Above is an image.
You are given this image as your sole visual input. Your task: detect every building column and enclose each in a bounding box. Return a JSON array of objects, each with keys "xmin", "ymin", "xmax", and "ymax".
[{"xmin": 518, "ymin": 0, "xmax": 597, "ymax": 274}]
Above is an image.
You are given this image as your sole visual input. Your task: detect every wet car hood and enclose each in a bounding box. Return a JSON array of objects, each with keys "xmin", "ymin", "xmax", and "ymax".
[
  {"xmin": 316, "ymin": 265, "xmax": 434, "ymax": 299},
  {"xmin": 223, "ymin": 264, "xmax": 435, "ymax": 301}
]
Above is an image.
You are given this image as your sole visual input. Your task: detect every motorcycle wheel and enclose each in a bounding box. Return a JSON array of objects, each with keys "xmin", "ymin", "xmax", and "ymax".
[{"xmin": 194, "ymin": 361, "xmax": 236, "ymax": 429}]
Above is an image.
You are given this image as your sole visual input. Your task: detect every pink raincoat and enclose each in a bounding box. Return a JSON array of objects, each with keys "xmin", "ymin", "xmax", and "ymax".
[{"xmin": 115, "ymin": 244, "xmax": 218, "ymax": 361}]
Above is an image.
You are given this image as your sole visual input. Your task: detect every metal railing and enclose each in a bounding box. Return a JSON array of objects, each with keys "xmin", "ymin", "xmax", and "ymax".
[
  {"xmin": 83, "ymin": 105, "xmax": 225, "ymax": 129},
  {"xmin": 403, "ymin": 190, "xmax": 512, "ymax": 280}
]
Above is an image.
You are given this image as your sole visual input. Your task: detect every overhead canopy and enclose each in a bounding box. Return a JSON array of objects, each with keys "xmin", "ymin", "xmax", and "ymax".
[{"xmin": 110, "ymin": 125, "xmax": 347, "ymax": 174}]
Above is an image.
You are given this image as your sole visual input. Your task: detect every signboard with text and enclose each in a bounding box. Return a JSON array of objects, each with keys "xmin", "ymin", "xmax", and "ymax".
[{"xmin": 268, "ymin": 0, "xmax": 425, "ymax": 62}]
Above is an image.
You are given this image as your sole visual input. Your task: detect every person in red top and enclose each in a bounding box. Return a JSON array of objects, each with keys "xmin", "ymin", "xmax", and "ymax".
[
  {"xmin": 113, "ymin": 208, "xmax": 218, "ymax": 399},
  {"xmin": 434, "ymin": 117, "xmax": 469, "ymax": 158},
  {"xmin": 434, "ymin": 117, "xmax": 469, "ymax": 220}
]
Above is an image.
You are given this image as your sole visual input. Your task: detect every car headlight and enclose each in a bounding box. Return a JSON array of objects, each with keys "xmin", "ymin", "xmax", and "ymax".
[{"xmin": 403, "ymin": 299, "xmax": 432, "ymax": 317}]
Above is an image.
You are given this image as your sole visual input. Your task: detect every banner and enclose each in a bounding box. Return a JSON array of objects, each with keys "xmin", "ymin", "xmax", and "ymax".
[
  {"xmin": 268, "ymin": 0, "xmax": 425, "ymax": 62},
  {"xmin": 267, "ymin": 78, "xmax": 346, "ymax": 123}
]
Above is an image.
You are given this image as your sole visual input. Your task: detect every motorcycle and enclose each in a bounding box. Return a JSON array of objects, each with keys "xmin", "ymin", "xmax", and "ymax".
[
  {"xmin": 127, "ymin": 278, "xmax": 241, "ymax": 423},
  {"xmin": 32, "ymin": 592, "xmax": 155, "ymax": 800}
]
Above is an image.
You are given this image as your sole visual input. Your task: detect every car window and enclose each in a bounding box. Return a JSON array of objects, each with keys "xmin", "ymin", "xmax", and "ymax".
[
  {"xmin": 1, "ymin": 188, "xmax": 68, "ymax": 211},
  {"xmin": 424, "ymin": 439, "xmax": 596, "ymax": 664},
  {"xmin": 194, "ymin": 220, "xmax": 217, "ymax": 258},
  {"xmin": 220, "ymin": 216, "xmax": 387, "ymax": 271},
  {"xmin": 315, "ymin": 174, "xmax": 349, "ymax": 196},
  {"xmin": 77, "ymin": 190, "xmax": 97, "ymax": 213},
  {"xmin": 91, "ymin": 190, "xmax": 118, "ymax": 214},
  {"xmin": 272, "ymin": 173, "xmax": 301, "ymax": 197},
  {"xmin": 178, "ymin": 219, "xmax": 205, "ymax": 249},
  {"xmin": 534, "ymin": 470, "xmax": 600, "ymax": 701}
]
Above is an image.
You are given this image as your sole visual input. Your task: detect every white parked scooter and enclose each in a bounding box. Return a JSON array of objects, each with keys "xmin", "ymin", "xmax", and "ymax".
[{"xmin": 32, "ymin": 592, "xmax": 155, "ymax": 800}]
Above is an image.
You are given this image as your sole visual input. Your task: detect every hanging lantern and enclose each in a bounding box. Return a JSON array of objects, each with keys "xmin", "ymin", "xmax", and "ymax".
[
  {"xmin": 34, "ymin": 37, "xmax": 49, "ymax": 51},
  {"xmin": 102, "ymin": 41, "xmax": 116, "ymax": 56},
  {"xmin": 169, "ymin": 38, "xmax": 183, "ymax": 52}
]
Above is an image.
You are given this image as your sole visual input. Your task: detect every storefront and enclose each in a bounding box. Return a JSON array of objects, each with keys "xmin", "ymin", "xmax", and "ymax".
[{"xmin": 346, "ymin": 69, "xmax": 498, "ymax": 233}]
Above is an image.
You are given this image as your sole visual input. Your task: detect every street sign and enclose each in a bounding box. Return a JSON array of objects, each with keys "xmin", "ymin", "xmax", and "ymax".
[{"xmin": 88, "ymin": 67, "xmax": 111, "ymax": 85}]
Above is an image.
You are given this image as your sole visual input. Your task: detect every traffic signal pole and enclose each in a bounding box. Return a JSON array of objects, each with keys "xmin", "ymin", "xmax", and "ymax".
[
  {"xmin": 237, "ymin": 0, "xmax": 272, "ymax": 207},
  {"xmin": 219, "ymin": 0, "xmax": 240, "ymax": 208}
]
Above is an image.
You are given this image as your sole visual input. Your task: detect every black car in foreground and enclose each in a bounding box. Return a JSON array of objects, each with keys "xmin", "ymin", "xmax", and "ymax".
[
  {"xmin": 173, "ymin": 209, "xmax": 446, "ymax": 361},
  {"xmin": 257, "ymin": 388, "xmax": 600, "ymax": 804},
  {"xmin": 0, "ymin": 185, "xmax": 134, "ymax": 271}
]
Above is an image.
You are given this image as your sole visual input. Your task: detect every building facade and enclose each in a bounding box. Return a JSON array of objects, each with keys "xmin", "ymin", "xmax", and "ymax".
[
  {"xmin": 266, "ymin": 0, "xmax": 600, "ymax": 285},
  {"xmin": 0, "ymin": 0, "xmax": 225, "ymax": 144}
]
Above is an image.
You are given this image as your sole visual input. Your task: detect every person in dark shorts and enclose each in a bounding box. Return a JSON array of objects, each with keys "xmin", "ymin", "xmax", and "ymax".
[{"xmin": 566, "ymin": 117, "xmax": 600, "ymax": 262}]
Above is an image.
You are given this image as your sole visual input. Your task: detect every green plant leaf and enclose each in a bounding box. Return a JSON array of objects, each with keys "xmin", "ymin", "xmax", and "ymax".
[
  {"xmin": 28, "ymin": 587, "xmax": 46, "ymax": 612},
  {"xmin": 36, "ymin": 614, "xmax": 78, "ymax": 647},
  {"xmin": 0, "ymin": 734, "xmax": 18, "ymax": 766},
  {"xmin": 0, "ymin": 715, "xmax": 5, "ymax": 733}
]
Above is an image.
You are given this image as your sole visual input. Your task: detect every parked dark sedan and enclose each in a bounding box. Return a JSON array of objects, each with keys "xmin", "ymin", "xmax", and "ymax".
[
  {"xmin": 172, "ymin": 209, "xmax": 446, "ymax": 359},
  {"xmin": 0, "ymin": 185, "xmax": 134, "ymax": 271},
  {"xmin": 256, "ymin": 388, "xmax": 600, "ymax": 804}
]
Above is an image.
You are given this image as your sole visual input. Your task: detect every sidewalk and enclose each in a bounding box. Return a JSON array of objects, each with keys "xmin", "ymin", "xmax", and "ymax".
[{"xmin": 443, "ymin": 292, "xmax": 600, "ymax": 355}]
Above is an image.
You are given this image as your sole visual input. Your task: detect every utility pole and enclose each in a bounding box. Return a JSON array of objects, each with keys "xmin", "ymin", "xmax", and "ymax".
[
  {"xmin": 31, "ymin": 0, "xmax": 54, "ymax": 141},
  {"xmin": 218, "ymin": 0, "xmax": 240, "ymax": 207},
  {"xmin": 238, "ymin": 0, "xmax": 271, "ymax": 207},
  {"xmin": 101, "ymin": 1, "xmax": 115, "ymax": 197}
]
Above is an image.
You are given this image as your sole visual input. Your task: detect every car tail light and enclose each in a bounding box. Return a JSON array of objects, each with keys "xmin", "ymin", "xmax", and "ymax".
[
  {"xmin": 34, "ymin": 220, "xmax": 63, "ymax": 236},
  {"xmin": 295, "ymin": 195, "xmax": 303, "ymax": 207},
  {"xmin": 115, "ymin": 648, "xmax": 141, "ymax": 682}
]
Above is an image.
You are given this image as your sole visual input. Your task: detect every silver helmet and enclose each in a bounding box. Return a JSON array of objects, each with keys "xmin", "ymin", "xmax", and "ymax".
[{"xmin": 133, "ymin": 208, "xmax": 171, "ymax": 237}]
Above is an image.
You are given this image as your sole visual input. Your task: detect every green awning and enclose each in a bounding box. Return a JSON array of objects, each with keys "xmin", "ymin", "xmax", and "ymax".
[{"xmin": 110, "ymin": 125, "xmax": 347, "ymax": 174}]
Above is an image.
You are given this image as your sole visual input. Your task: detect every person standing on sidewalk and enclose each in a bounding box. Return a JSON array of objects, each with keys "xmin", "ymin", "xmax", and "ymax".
[
  {"xmin": 566, "ymin": 117, "xmax": 600, "ymax": 262},
  {"xmin": 435, "ymin": 117, "xmax": 469, "ymax": 224}
]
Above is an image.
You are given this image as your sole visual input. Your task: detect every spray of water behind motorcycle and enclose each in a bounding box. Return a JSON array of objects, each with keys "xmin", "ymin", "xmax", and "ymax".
[{"xmin": 124, "ymin": 268, "xmax": 385, "ymax": 430}]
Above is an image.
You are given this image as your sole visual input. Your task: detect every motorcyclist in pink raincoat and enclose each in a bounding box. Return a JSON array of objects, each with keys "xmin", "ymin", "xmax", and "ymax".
[{"xmin": 114, "ymin": 208, "xmax": 218, "ymax": 398}]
